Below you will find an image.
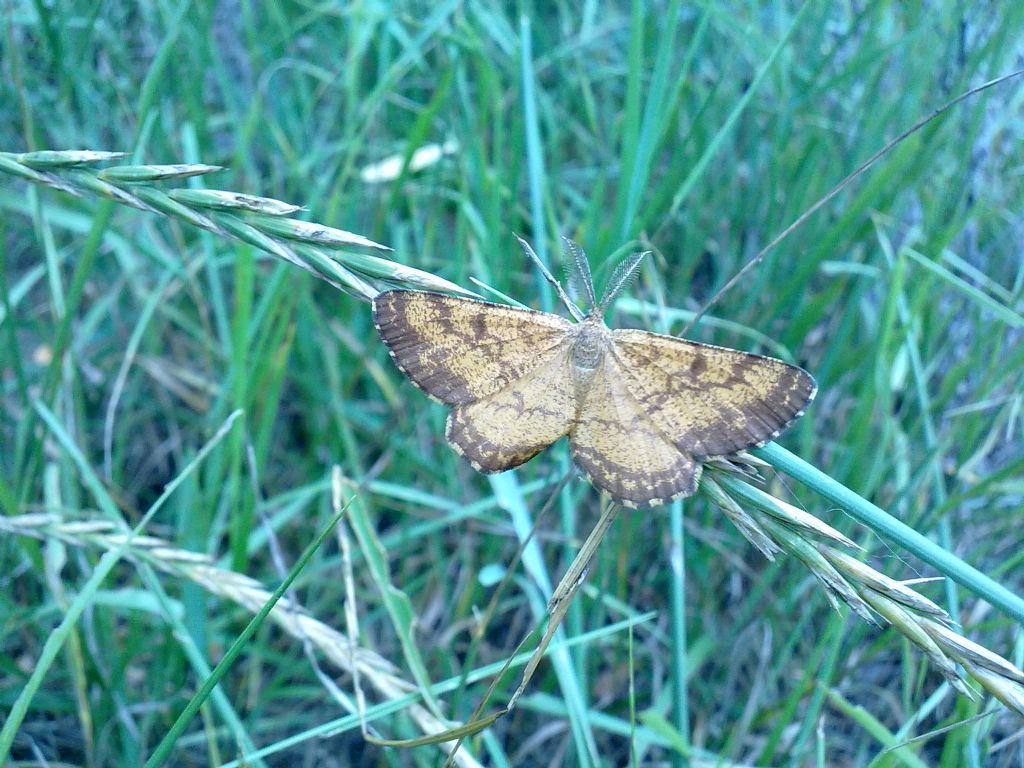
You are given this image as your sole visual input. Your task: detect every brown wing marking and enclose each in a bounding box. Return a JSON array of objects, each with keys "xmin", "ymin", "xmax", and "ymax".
[
  {"xmin": 569, "ymin": 359, "xmax": 700, "ymax": 508},
  {"xmin": 610, "ymin": 329, "xmax": 816, "ymax": 458},
  {"xmin": 445, "ymin": 346, "xmax": 577, "ymax": 472},
  {"xmin": 372, "ymin": 290, "xmax": 573, "ymax": 405}
]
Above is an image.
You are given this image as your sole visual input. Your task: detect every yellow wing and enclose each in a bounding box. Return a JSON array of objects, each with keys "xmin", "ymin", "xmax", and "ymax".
[
  {"xmin": 372, "ymin": 290, "xmax": 573, "ymax": 405},
  {"xmin": 569, "ymin": 359, "xmax": 700, "ymax": 508},
  {"xmin": 446, "ymin": 345, "xmax": 577, "ymax": 472},
  {"xmin": 609, "ymin": 329, "xmax": 816, "ymax": 458}
]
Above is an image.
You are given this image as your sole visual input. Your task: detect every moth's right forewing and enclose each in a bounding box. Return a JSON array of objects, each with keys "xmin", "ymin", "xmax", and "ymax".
[
  {"xmin": 610, "ymin": 329, "xmax": 816, "ymax": 458},
  {"xmin": 372, "ymin": 290, "xmax": 574, "ymax": 405}
]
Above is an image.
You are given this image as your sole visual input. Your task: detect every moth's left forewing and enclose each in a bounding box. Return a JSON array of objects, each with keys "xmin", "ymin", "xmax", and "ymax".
[
  {"xmin": 373, "ymin": 290, "xmax": 574, "ymax": 405},
  {"xmin": 609, "ymin": 329, "xmax": 816, "ymax": 458}
]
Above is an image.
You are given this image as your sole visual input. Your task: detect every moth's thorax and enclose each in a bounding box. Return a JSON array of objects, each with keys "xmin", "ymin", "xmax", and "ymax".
[{"xmin": 570, "ymin": 317, "xmax": 610, "ymax": 372}]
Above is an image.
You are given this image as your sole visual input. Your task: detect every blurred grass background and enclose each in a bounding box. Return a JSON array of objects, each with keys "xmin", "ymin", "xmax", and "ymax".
[{"xmin": 2, "ymin": 1, "xmax": 1024, "ymax": 766}]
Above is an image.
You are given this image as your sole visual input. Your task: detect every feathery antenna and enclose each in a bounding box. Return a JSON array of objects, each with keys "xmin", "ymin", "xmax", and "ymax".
[
  {"xmin": 515, "ymin": 234, "xmax": 586, "ymax": 321},
  {"xmin": 562, "ymin": 236, "xmax": 598, "ymax": 311},
  {"xmin": 598, "ymin": 250, "xmax": 649, "ymax": 315}
]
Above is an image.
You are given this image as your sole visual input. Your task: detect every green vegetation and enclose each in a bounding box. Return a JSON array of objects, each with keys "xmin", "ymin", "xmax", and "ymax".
[{"xmin": 2, "ymin": 3, "xmax": 1023, "ymax": 766}]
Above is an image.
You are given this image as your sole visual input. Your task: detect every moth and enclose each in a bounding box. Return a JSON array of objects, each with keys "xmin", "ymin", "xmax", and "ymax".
[{"xmin": 372, "ymin": 238, "xmax": 816, "ymax": 508}]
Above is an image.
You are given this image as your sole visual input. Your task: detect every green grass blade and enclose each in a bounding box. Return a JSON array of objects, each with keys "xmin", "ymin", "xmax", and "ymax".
[
  {"xmin": 519, "ymin": 14, "xmax": 552, "ymax": 310},
  {"xmin": 756, "ymin": 442, "xmax": 1024, "ymax": 626},
  {"xmin": 0, "ymin": 407, "xmax": 241, "ymax": 764},
  {"xmin": 658, "ymin": 0, "xmax": 813, "ymax": 228},
  {"xmin": 904, "ymin": 247, "xmax": 1024, "ymax": 328},
  {"xmin": 144, "ymin": 496, "xmax": 347, "ymax": 768}
]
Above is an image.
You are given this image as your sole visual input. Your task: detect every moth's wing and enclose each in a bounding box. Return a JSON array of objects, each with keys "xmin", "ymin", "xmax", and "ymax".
[
  {"xmin": 610, "ymin": 329, "xmax": 817, "ymax": 458},
  {"xmin": 446, "ymin": 344, "xmax": 577, "ymax": 472},
  {"xmin": 569, "ymin": 359, "xmax": 700, "ymax": 508},
  {"xmin": 373, "ymin": 290, "xmax": 574, "ymax": 405}
]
